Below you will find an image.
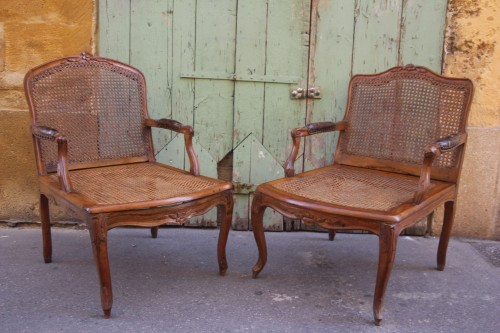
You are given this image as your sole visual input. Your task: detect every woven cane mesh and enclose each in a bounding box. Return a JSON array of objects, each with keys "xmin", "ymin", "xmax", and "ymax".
[
  {"xmin": 274, "ymin": 167, "xmax": 431, "ymax": 212},
  {"xmin": 29, "ymin": 59, "xmax": 150, "ymax": 172},
  {"xmin": 49, "ymin": 163, "xmax": 220, "ymax": 205},
  {"xmin": 341, "ymin": 69, "xmax": 471, "ymax": 169}
]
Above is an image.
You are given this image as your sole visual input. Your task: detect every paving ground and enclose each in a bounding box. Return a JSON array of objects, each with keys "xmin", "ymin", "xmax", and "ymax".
[{"xmin": 1, "ymin": 227, "xmax": 499, "ymax": 333}]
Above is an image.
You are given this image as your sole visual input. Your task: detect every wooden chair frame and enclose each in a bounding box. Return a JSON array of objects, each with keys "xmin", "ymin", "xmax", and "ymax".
[
  {"xmin": 250, "ymin": 65, "xmax": 473, "ymax": 325},
  {"xmin": 24, "ymin": 53, "xmax": 233, "ymax": 317}
]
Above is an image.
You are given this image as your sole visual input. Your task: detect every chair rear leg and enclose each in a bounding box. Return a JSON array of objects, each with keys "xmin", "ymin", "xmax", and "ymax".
[
  {"xmin": 40, "ymin": 194, "xmax": 52, "ymax": 263},
  {"xmin": 217, "ymin": 192, "xmax": 234, "ymax": 276},
  {"xmin": 88, "ymin": 215, "xmax": 113, "ymax": 318},
  {"xmin": 150, "ymin": 226, "xmax": 159, "ymax": 239},
  {"xmin": 328, "ymin": 230, "xmax": 336, "ymax": 241},
  {"xmin": 373, "ymin": 224, "xmax": 398, "ymax": 326},
  {"xmin": 437, "ymin": 201, "xmax": 455, "ymax": 271},
  {"xmin": 251, "ymin": 193, "xmax": 268, "ymax": 279}
]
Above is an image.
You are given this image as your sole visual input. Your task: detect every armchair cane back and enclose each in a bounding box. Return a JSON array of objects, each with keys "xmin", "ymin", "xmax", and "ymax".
[
  {"xmin": 251, "ymin": 65, "xmax": 473, "ymax": 325},
  {"xmin": 24, "ymin": 53, "xmax": 233, "ymax": 317}
]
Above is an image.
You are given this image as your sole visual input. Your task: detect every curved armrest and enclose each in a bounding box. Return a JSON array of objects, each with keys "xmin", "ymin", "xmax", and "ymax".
[
  {"xmin": 32, "ymin": 125, "xmax": 73, "ymax": 192},
  {"xmin": 285, "ymin": 121, "xmax": 347, "ymax": 177},
  {"xmin": 145, "ymin": 118, "xmax": 200, "ymax": 176},
  {"xmin": 413, "ymin": 133, "xmax": 467, "ymax": 204}
]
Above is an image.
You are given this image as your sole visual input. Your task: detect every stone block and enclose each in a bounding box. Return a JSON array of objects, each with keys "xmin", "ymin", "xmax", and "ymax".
[{"xmin": 433, "ymin": 126, "xmax": 500, "ymax": 239}]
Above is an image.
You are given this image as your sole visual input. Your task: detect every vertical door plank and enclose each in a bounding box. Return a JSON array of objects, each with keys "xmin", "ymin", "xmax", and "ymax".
[
  {"xmin": 157, "ymin": 134, "xmax": 185, "ymax": 170},
  {"xmin": 305, "ymin": 0, "xmax": 356, "ymax": 170},
  {"xmin": 400, "ymin": 0, "xmax": 447, "ymax": 72},
  {"xmin": 233, "ymin": 137, "xmax": 252, "ymax": 230},
  {"xmin": 352, "ymin": 0, "xmax": 402, "ymax": 74},
  {"xmin": 129, "ymin": 0, "xmax": 172, "ymax": 161},
  {"xmin": 249, "ymin": 136, "xmax": 285, "ymax": 230},
  {"xmin": 194, "ymin": 0, "xmax": 236, "ymax": 163},
  {"xmin": 98, "ymin": 0, "xmax": 130, "ymax": 63},
  {"xmin": 186, "ymin": 136, "xmax": 219, "ymax": 227},
  {"xmin": 232, "ymin": 0, "xmax": 268, "ymax": 228},
  {"xmin": 263, "ymin": 0, "xmax": 310, "ymax": 165},
  {"xmin": 233, "ymin": 0, "xmax": 268, "ymax": 147},
  {"xmin": 172, "ymin": 0, "xmax": 196, "ymax": 127}
]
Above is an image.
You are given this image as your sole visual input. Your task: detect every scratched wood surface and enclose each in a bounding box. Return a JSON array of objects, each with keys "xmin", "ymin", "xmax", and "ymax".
[{"xmin": 99, "ymin": 0, "xmax": 447, "ymax": 231}]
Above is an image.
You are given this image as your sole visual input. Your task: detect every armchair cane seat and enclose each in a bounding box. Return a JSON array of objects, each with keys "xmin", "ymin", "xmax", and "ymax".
[
  {"xmin": 259, "ymin": 165, "xmax": 454, "ymax": 222},
  {"xmin": 43, "ymin": 162, "xmax": 231, "ymax": 213}
]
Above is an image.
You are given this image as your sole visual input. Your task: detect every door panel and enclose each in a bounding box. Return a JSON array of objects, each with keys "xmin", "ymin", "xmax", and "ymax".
[{"xmin": 99, "ymin": 0, "xmax": 448, "ymax": 231}]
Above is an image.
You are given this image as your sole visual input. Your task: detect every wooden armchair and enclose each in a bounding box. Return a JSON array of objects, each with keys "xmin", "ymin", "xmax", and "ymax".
[
  {"xmin": 250, "ymin": 65, "xmax": 473, "ymax": 325},
  {"xmin": 24, "ymin": 53, "xmax": 233, "ymax": 317}
]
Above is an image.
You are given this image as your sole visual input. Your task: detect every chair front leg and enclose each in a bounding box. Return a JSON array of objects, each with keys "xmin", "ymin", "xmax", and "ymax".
[
  {"xmin": 150, "ymin": 226, "xmax": 159, "ymax": 239},
  {"xmin": 217, "ymin": 192, "xmax": 234, "ymax": 276},
  {"xmin": 251, "ymin": 192, "xmax": 268, "ymax": 279},
  {"xmin": 40, "ymin": 194, "xmax": 52, "ymax": 263},
  {"xmin": 88, "ymin": 214, "xmax": 113, "ymax": 318},
  {"xmin": 373, "ymin": 224, "xmax": 398, "ymax": 326},
  {"xmin": 437, "ymin": 201, "xmax": 455, "ymax": 271}
]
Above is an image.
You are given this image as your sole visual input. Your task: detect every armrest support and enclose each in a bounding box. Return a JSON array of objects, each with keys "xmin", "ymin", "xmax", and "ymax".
[
  {"xmin": 145, "ymin": 118, "xmax": 200, "ymax": 176},
  {"xmin": 413, "ymin": 133, "xmax": 467, "ymax": 204},
  {"xmin": 32, "ymin": 125, "xmax": 73, "ymax": 192},
  {"xmin": 285, "ymin": 121, "xmax": 347, "ymax": 177}
]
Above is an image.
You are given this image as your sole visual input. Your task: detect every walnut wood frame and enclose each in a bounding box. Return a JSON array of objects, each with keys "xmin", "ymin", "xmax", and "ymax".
[
  {"xmin": 24, "ymin": 53, "xmax": 234, "ymax": 318},
  {"xmin": 251, "ymin": 65, "xmax": 474, "ymax": 325}
]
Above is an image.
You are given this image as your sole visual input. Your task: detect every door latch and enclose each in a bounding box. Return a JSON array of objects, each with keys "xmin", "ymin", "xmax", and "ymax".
[
  {"xmin": 290, "ymin": 86, "xmax": 322, "ymax": 99},
  {"xmin": 290, "ymin": 87, "xmax": 306, "ymax": 99},
  {"xmin": 308, "ymin": 86, "xmax": 321, "ymax": 99}
]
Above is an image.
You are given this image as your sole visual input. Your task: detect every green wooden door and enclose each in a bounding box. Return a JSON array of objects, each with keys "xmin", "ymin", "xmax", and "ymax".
[{"xmin": 99, "ymin": 0, "xmax": 447, "ymax": 231}]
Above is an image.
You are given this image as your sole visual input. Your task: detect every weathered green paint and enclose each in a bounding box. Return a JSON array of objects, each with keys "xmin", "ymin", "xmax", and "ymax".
[
  {"xmin": 98, "ymin": 0, "xmax": 130, "ymax": 63},
  {"xmin": 262, "ymin": 0, "xmax": 310, "ymax": 165},
  {"xmin": 99, "ymin": 0, "xmax": 448, "ymax": 231},
  {"xmin": 233, "ymin": 135, "xmax": 285, "ymax": 230},
  {"xmin": 400, "ymin": 0, "xmax": 448, "ymax": 71},
  {"xmin": 193, "ymin": 0, "xmax": 236, "ymax": 163},
  {"xmin": 305, "ymin": 0, "xmax": 356, "ymax": 170},
  {"xmin": 130, "ymin": 0, "xmax": 172, "ymax": 159},
  {"xmin": 352, "ymin": 0, "xmax": 403, "ymax": 74}
]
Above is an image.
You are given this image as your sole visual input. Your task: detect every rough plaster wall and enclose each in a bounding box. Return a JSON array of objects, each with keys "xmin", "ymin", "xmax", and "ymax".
[
  {"xmin": 0, "ymin": 1, "xmax": 96, "ymax": 221},
  {"xmin": 438, "ymin": 0, "xmax": 500, "ymax": 239}
]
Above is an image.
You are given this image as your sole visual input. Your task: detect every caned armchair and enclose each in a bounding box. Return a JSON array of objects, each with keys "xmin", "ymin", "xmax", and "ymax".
[
  {"xmin": 24, "ymin": 53, "xmax": 233, "ymax": 317},
  {"xmin": 250, "ymin": 65, "xmax": 473, "ymax": 325}
]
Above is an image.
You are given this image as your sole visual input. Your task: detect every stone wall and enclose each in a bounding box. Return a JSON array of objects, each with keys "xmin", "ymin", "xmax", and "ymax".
[
  {"xmin": 438, "ymin": 0, "xmax": 500, "ymax": 239},
  {"xmin": 0, "ymin": 1, "xmax": 95, "ymax": 221},
  {"xmin": 0, "ymin": 0, "xmax": 498, "ymax": 239}
]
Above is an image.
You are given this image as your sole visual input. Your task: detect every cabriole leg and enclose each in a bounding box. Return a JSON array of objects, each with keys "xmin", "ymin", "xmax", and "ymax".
[
  {"xmin": 251, "ymin": 192, "xmax": 268, "ymax": 279},
  {"xmin": 88, "ymin": 215, "xmax": 113, "ymax": 318},
  {"xmin": 217, "ymin": 192, "xmax": 234, "ymax": 276},
  {"xmin": 373, "ymin": 224, "xmax": 398, "ymax": 326},
  {"xmin": 437, "ymin": 201, "xmax": 455, "ymax": 271},
  {"xmin": 40, "ymin": 194, "xmax": 52, "ymax": 263}
]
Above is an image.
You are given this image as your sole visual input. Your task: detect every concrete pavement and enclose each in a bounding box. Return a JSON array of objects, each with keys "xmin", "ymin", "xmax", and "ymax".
[{"xmin": 1, "ymin": 227, "xmax": 499, "ymax": 333}]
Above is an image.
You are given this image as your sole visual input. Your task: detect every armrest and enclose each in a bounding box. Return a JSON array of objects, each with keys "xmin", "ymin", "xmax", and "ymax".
[
  {"xmin": 413, "ymin": 133, "xmax": 467, "ymax": 204},
  {"xmin": 285, "ymin": 121, "xmax": 347, "ymax": 177},
  {"xmin": 145, "ymin": 118, "xmax": 200, "ymax": 176},
  {"xmin": 32, "ymin": 125, "xmax": 73, "ymax": 192}
]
